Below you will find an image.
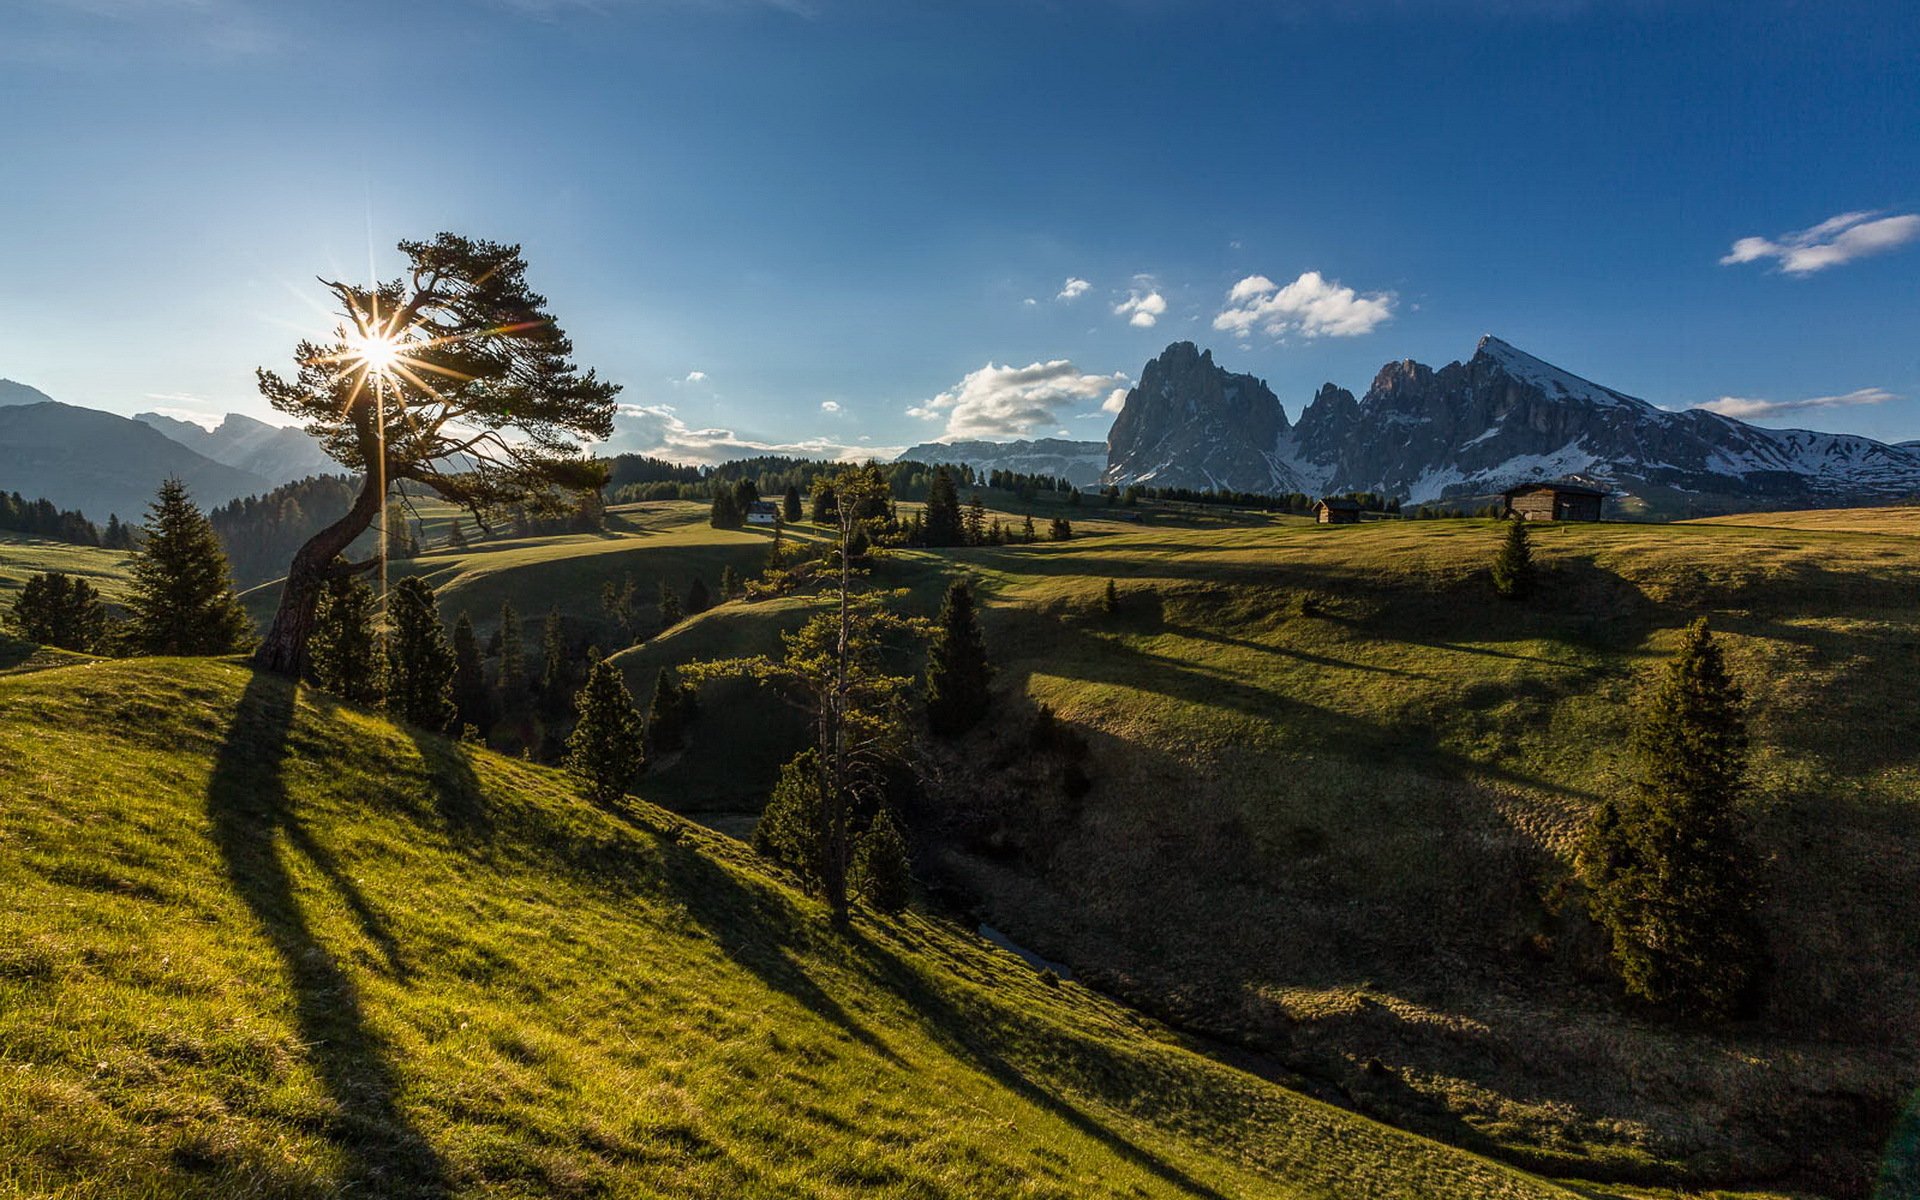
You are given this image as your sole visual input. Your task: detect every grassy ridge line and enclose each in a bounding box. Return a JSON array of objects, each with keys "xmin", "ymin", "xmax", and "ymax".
[
  {"xmin": 1680, "ymin": 506, "xmax": 1920, "ymax": 536},
  {"xmin": 0, "ymin": 657, "xmax": 1576, "ymax": 1199},
  {"xmin": 0, "ymin": 532, "xmax": 135, "ymax": 603}
]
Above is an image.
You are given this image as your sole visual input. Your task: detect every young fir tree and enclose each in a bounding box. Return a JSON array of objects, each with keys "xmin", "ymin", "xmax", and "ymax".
[
  {"xmin": 645, "ymin": 665, "xmax": 695, "ymax": 755},
  {"xmin": 719, "ymin": 564, "xmax": 741, "ymax": 599},
  {"xmin": 539, "ymin": 608, "xmax": 571, "ymax": 712},
  {"xmin": 601, "ymin": 574, "xmax": 638, "ymax": 640},
  {"xmin": 685, "ymin": 576, "xmax": 711, "ymax": 616},
  {"xmin": 309, "ymin": 573, "xmax": 384, "ymax": 704},
  {"xmin": 852, "ymin": 807, "xmax": 913, "ymax": 913},
  {"xmin": 450, "ymin": 612, "xmax": 492, "ymax": 733},
  {"xmin": 1492, "ymin": 517, "xmax": 1534, "ymax": 599},
  {"xmin": 963, "ymin": 493, "xmax": 988, "ymax": 546},
  {"xmin": 709, "ymin": 487, "xmax": 742, "ymax": 530},
  {"xmin": 809, "ymin": 482, "xmax": 837, "ymax": 525},
  {"xmin": 926, "ymin": 579, "xmax": 992, "ymax": 736},
  {"xmin": 385, "ymin": 576, "xmax": 456, "ymax": 730},
  {"xmin": 1577, "ymin": 618, "xmax": 1765, "ymax": 1017},
  {"xmin": 755, "ymin": 748, "xmax": 829, "ymax": 889},
  {"xmin": 497, "ymin": 599, "xmax": 526, "ymax": 692},
  {"xmin": 782, "ymin": 484, "xmax": 803, "ymax": 524},
  {"xmin": 732, "ymin": 478, "xmax": 759, "ymax": 514},
  {"xmin": 1049, "ymin": 516, "xmax": 1073, "ymax": 541},
  {"xmin": 923, "ymin": 466, "xmax": 964, "ymax": 547},
  {"xmin": 657, "ymin": 581, "xmax": 683, "ymax": 629},
  {"xmin": 125, "ymin": 478, "xmax": 253, "ymax": 656},
  {"xmin": 1021, "ymin": 514, "xmax": 1037, "ymax": 543},
  {"xmin": 563, "ymin": 658, "xmax": 646, "ymax": 805},
  {"xmin": 1102, "ymin": 578, "xmax": 1120, "ymax": 615},
  {"xmin": 11, "ymin": 572, "xmax": 108, "ymax": 653}
]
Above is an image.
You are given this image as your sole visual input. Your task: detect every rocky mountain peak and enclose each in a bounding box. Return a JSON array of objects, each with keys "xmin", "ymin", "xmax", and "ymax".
[{"xmin": 1104, "ymin": 342, "xmax": 1292, "ymax": 491}]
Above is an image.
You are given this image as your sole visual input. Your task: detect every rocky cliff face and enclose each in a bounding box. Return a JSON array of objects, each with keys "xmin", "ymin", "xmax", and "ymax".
[
  {"xmin": 1102, "ymin": 336, "xmax": 1920, "ymax": 507},
  {"xmin": 1102, "ymin": 342, "xmax": 1296, "ymax": 492}
]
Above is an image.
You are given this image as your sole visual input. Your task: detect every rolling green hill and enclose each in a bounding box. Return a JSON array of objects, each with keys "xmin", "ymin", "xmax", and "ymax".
[
  {"xmin": 0, "ymin": 532, "xmax": 137, "ymax": 605},
  {"xmin": 0, "ymin": 656, "xmax": 1583, "ymax": 1199}
]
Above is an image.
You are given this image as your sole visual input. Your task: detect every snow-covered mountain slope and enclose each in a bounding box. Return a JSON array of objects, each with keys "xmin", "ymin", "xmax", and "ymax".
[
  {"xmin": 1101, "ymin": 336, "xmax": 1920, "ymax": 507},
  {"xmin": 896, "ymin": 437, "xmax": 1108, "ymax": 487}
]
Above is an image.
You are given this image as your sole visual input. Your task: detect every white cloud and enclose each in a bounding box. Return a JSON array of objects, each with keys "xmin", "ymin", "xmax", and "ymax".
[
  {"xmin": 1213, "ymin": 270, "xmax": 1394, "ymax": 339},
  {"xmin": 907, "ymin": 360, "xmax": 1130, "ymax": 441},
  {"xmin": 1022, "ymin": 297, "xmax": 1038, "ymax": 306},
  {"xmin": 819, "ymin": 400, "xmax": 841, "ymax": 413},
  {"xmin": 1102, "ymin": 386, "xmax": 1129, "ymax": 413},
  {"xmin": 682, "ymin": 370, "xmax": 708, "ymax": 383},
  {"xmin": 606, "ymin": 403, "xmax": 900, "ymax": 465},
  {"xmin": 1720, "ymin": 211, "xmax": 1920, "ymax": 275},
  {"xmin": 1057, "ymin": 277, "xmax": 1091, "ymax": 301},
  {"xmin": 1694, "ymin": 387, "xmax": 1899, "ymax": 421},
  {"xmin": 1114, "ymin": 289, "xmax": 1167, "ymax": 328}
]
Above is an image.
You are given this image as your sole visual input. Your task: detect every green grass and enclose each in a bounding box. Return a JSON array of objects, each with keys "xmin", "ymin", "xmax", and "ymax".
[
  {"xmin": 0, "ymin": 532, "xmax": 137, "ymax": 605},
  {"xmin": 0, "ymin": 655, "xmax": 1585, "ymax": 1199}
]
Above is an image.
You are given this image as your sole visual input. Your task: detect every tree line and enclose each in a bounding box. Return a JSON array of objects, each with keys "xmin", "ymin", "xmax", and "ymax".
[{"xmin": 0, "ymin": 490, "xmax": 140, "ymax": 551}]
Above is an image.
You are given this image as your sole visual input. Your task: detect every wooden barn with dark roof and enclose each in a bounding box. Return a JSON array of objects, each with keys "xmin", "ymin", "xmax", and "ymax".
[
  {"xmin": 1314, "ymin": 497, "xmax": 1363, "ymax": 525},
  {"xmin": 1501, "ymin": 481, "xmax": 1606, "ymax": 522}
]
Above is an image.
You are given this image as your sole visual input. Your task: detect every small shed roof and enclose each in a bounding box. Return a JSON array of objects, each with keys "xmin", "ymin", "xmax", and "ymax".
[
  {"xmin": 747, "ymin": 499, "xmax": 780, "ymax": 513},
  {"xmin": 1316, "ymin": 496, "xmax": 1364, "ymax": 511},
  {"xmin": 1500, "ymin": 480, "xmax": 1607, "ymax": 498}
]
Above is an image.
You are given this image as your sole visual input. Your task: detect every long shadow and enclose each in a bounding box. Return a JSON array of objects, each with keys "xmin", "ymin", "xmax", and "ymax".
[
  {"xmin": 205, "ymin": 673, "xmax": 449, "ymax": 1198},
  {"xmin": 844, "ymin": 926, "xmax": 1236, "ymax": 1200},
  {"xmin": 1162, "ymin": 620, "xmax": 1441, "ymax": 680},
  {"xmin": 404, "ymin": 727, "xmax": 495, "ymax": 845}
]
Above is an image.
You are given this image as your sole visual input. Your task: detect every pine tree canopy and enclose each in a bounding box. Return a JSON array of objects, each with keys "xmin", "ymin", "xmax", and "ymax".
[
  {"xmin": 386, "ymin": 576, "xmax": 456, "ymax": 731},
  {"xmin": 126, "ymin": 478, "xmax": 253, "ymax": 656},
  {"xmin": 927, "ymin": 578, "xmax": 992, "ymax": 737},
  {"xmin": 566, "ymin": 658, "xmax": 646, "ymax": 806}
]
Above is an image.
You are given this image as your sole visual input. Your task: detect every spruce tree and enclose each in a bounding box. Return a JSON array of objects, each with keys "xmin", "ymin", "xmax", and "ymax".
[
  {"xmin": 1022, "ymin": 514, "xmax": 1037, "ymax": 543},
  {"xmin": 12, "ymin": 572, "xmax": 108, "ymax": 653},
  {"xmin": 924, "ymin": 466, "xmax": 964, "ymax": 547},
  {"xmin": 1493, "ymin": 517, "xmax": 1534, "ymax": 599},
  {"xmin": 755, "ymin": 749, "xmax": 829, "ymax": 889},
  {"xmin": 125, "ymin": 478, "xmax": 253, "ymax": 655},
  {"xmin": 1102, "ymin": 578, "xmax": 1120, "ymax": 615},
  {"xmin": 719, "ymin": 564, "xmax": 741, "ymax": 599},
  {"xmin": 498, "ymin": 600, "xmax": 526, "ymax": 691},
  {"xmin": 810, "ymin": 482, "xmax": 837, "ymax": 525},
  {"xmin": 309, "ymin": 573, "xmax": 384, "ymax": 704},
  {"xmin": 565, "ymin": 658, "xmax": 646, "ymax": 805},
  {"xmin": 1049, "ymin": 516, "xmax": 1073, "ymax": 541},
  {"xmin": 709, "ymin": 487, "xmax": 742, "ymax": 530},
  {"xmin": 657, "ymin": 581, "xmax": 683, "ymax": 629},
  {"xmin": 853, "ymin": 808, "xmax": 913, "ymax": 913},
  {"xmin": 782, "ymin": 484, "xmax": 803, "ymax": 523},
  {"xmin": 926, "ymin": 579, "xmax": 992, "ymax": 736},
  {"xmin": 645, "ymin": 665, "xmax": 694, "ymax": 755},
  {"xmin": 386, "ymin": 576, "xmax": 456, "ymax": 730},
  {"xmin": 539, "ymin": 608, "xmax": 571, "ymax": 712},
  {"xmin": 451, "ymin": 612, "xmax": 492, "ymax": 733},
  {"xmin": 963, "ymin": 493, "xmax": 987, "ymax": 546},
  {"xmin": 732, "ymin": 478, "xmax": 759, "ymax": 514},
  {"xmin": 685, "ymin": 576, "xmax": 711, "ymax": 615},
  {"xmin": 1578, "ymin": 618, "xmax": 1764, "ymax": 1017}
]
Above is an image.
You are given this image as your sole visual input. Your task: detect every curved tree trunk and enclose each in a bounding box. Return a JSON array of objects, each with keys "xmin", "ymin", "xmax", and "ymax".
[{"xmin": 252, "ymin": 474, "xmax": 386, "ymax": 678}]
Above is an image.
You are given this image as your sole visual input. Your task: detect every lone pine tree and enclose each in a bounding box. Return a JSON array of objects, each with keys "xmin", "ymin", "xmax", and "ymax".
[
  {"xmin": 565, "ymin": 658, "xmax": 646, "ymax": 806},
  {"xmin": 923, "ymin": 466, "xmax": 964, "ymax": 547},
  {"xmin": 853, "ymin": 807, "xmax": 913, "ymax": 913},
  {"xmin": 252, "ymin": 234, "xmax": 618, "ymax": 677},
  {"xmin": 1492, "ymin": 517, "xmax": 1534, "ymax": 599},
  {"xmin": 451, "ymin": 612, "xmax": 493, "ymax": 733},
  {"xmin": 927, "ymin": 579, "xmax": 992, "ymax": 737},
  {"xmin": 497, "ymin": 599, "xmax": 526, "ymax": 692},
  {"xmin": 126, "ymin": 478, "xmax": 253, "ymax": 656},
  {"xmin": 309, "ymin": 573, "xmax": 384, "ymax": 704},
  {"xmin": 782, "ymin": 484, "xmax": 803, "ymax": 523},
  {"xmin": 645, "ymin": 666, "xmax": 695, "ymax": 756},
  {"xmin": 12, "ymin": 572, "xmax": 108, "ymax": 653},
  {"xmin": 1578, "ymin": 618, "xmax": 1765, "ymax": 1017},
  {"xmin": 755, "ymin": 748, "xmax": 829, "ymax": 891},
  {"xmin": 386, "ymin": 576, "xmax": 456, "ymax": 731}
]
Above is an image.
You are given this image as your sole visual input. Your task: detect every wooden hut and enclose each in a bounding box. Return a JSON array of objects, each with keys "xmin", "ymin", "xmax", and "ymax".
[
  {"xmin": 1501, "ymin": 481, "xmax": 1605, "ymax": 522},
  {"xmin": 1314, "ymin": 497, "xmax": 1363, "ymax": 525}
]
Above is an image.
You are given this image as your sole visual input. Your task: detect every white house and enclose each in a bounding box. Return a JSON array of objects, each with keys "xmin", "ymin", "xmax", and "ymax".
[{"xmin": 745, "ymin": 500, "xmax": 780, "ymax": 525}]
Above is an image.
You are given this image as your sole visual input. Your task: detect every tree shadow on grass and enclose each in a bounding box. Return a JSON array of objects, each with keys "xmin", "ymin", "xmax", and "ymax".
[
  {"xmin": 403, "ymin": 726, "xmax": 495, "ymax": 846},
  {"xmin": 205, "ymin": 672, "xmax": 449, "ymax": 1198}
]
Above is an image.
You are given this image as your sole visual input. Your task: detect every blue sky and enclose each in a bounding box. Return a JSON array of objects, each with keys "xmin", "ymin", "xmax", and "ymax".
[{"xmin": 3, "ymin": 0, "xmax": 1917, "ymax": 459}]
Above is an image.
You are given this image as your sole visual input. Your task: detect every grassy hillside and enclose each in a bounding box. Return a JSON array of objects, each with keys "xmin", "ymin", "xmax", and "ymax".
[
  {"xmin": 0, "ymin": 532, "xmax": 136, "ymax": 604},
  {"xmin": 613, "ymin": 511, "xmax": 1920, "ymax": 1197},
  {"xmin": 0, "ymin": 656, "xmax": 1584, "ymax": 1199},
  {"xmin": 1682, "ymin": 505, "xmax": 1920, "ymax": 536}
]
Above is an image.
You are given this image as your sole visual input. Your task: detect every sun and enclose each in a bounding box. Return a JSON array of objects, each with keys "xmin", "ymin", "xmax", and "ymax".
[{"xmin": 345, "ymin": 327, "xmax": 407, "ymax": 378}]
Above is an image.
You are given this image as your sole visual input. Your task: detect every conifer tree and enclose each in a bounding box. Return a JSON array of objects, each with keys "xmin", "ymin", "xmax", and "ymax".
[
  {"xmin": 810, "ymin": 482, "xmax": 837, "ymax": 525},
  {"xmin": 309, "ymin": 573, "xmax": 384, "ymax": 704},
  {"xmin": 498, "ymin": 599, "xmax": 526, "ymax": 691},
  {"xmin": 125, "ymin": 478, "xmax": 253, "ymax": 655},
  {"xmin": 1493, "ymin": 517, "xmax": 1534, "ymax": 599},
  {"xmin": 565, "ymin": 658, "xmax": 646, "ymax": 805},
  {"xmin": 451, "ymin": 612, "xmax": 492, "ymax": 733},
  {"xmin": 685, "ymin": 576, "xmax": 711, "ymax": 616},
  {"xmin": 11, "ymin": 572, "xmax": 107, "ymax": 653},
  {"xmin": 782, "ymin": 484, "xmax": 803, "ymax": 523},
  {"xmin": 646, "ymin": 665, "xmax": 695, "ymax": 755},
  {"xmin": 927, "ymin": 579, "xmax": 992, "ymax": 736},
  {"xmin": 1022, "ymin": 513, "xmax": 1037, "ymax": 543},
  {"xmin": 1049, "ymin": 516, "xmax": 1073, "ymax": 541},
  {"xmin": 755, "ymin": 748, "xmax": 829, "ymax": 889},
  {"xmin": 963, "ymin": 493, "xmax": 987, "ymax": 546},
  {"xmin": 1578, "ymin": 618, "xmax": 1764, "ymax": 1017},
  {"xmin": 539, "ymin": 607, "xmax": 571, "ymax": 711},
  {"xmin": 601, "ymin": 574, "xmax": 638, "ymax": 640},
  {"xmin": 719, "ymin": 564, "xmax": 741, "ymax": 599},
  {"xmin": 446, "ymin": 519, "xmax": 468, "ymax": 549},
  {"xmin": 732, "ymin": 478, "xmax": 759, "ymax": 514},
  {"xmin": 709, "ymin": 487, "xmax": 742, "ymax": 530},
  {"xmin": 924, "ymin": 466, "xmax": 964, "ymax": 547},
  {"xmin": 852, "ymin": 808, "xmax": 912, "ymax": 913},
  {"xmin": 657, "ymin": 581, "xmax": 683, "ymax": 629},
  {"xmin": 386, "ymin": 576, "xmax": 455, "ymax": 730},
  {"xmin": 1102, "ymin": 578, "xmax": 1120, "ymax": 615}
]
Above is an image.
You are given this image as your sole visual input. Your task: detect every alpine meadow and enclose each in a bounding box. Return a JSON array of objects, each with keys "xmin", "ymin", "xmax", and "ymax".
[{"xmin": 4, "ymin": 3, "xmax": 1919, "ymax": 1198}]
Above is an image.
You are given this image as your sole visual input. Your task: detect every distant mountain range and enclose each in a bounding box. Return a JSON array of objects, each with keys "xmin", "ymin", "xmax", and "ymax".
[
  {"xmin": 897, "ymin": 437, "xmax": 1108, "ymax": 487},
  {"xmin": 0, "ymin": 378, "xmax": 330, "ymax": 521},
  {"xmin": 1092, "ymin": 339, "xmax": 1920, "ymax": 510}
]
